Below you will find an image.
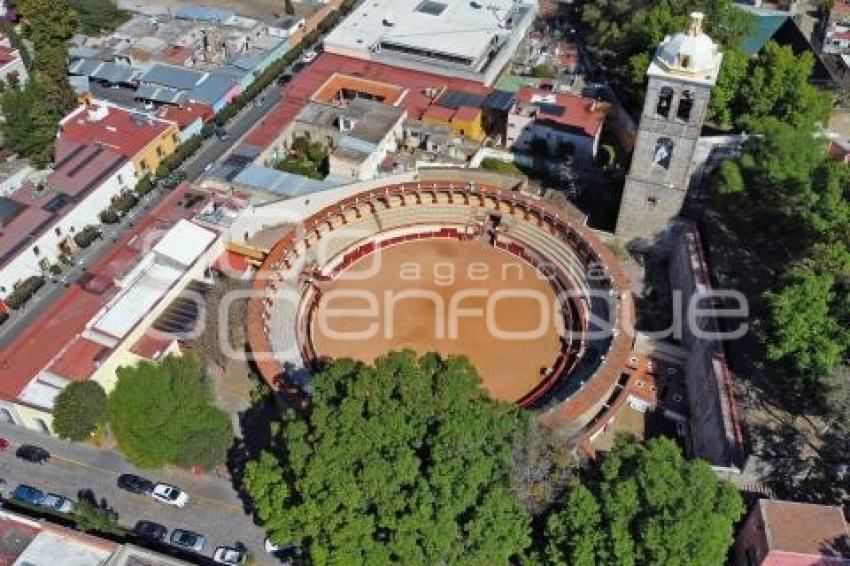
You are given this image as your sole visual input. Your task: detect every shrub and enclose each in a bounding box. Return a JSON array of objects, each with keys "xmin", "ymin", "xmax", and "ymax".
[
  {"xmin": 532, "ymin": 64, "xmax": 556, "ymax": 78},
  {"xmin": 99, "ymin": 209, "xmax": 119, "ymax": 224},
  {"xmin": 479, "ymin": 157, "xmax": 526, "ymax": 177},
  {"xmin": 5, "ymin": 276, "xmax": 45, "ymax": 309},
  {"xmin": 48, "ymin": 264, "xmax": 61, "ymax": 275},
  {"xmin": 74, "ymin": 226, "xmax": 100, "ymax": 248},
  {"xmin": 53, "ymin": 381, "xmax": 108, "ymax": 441},
  {"xmin": 135, "ymin": 176, "xmax": 155, "ymax": 196}
]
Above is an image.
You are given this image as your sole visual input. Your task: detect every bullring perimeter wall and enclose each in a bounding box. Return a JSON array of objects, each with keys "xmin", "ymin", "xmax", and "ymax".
[{"xmin": 669, "ymin": 221, "xmax": 745, "ymax": 470}]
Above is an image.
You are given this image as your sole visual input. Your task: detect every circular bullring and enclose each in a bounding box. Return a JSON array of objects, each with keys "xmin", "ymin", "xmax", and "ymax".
[{"xmin": 247, "ymin": 174, "xmax": 634, "ymax": 433}]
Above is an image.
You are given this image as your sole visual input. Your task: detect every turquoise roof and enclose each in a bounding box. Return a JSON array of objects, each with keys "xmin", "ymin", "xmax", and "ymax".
[{"xmin": 741, "ymin": 14, "xmax": 788, "ymax": 55}]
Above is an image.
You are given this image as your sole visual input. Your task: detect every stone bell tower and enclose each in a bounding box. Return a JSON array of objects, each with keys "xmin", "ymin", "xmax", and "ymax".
[{"xmin": 615, "ymin": 12, "xmax": 723, "ymax": 243}]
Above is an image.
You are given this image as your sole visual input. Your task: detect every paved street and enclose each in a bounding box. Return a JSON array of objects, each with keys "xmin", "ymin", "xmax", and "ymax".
[
  {"xmin": 0, "ymin": 423, "xmax": 277, "ymax": 565},
  {"xmin": 184, "ymin": 84, "xmax": 284, "ymax": 182},
  {"xmin": 0, "ymin": 186, "xmax": 166, "ymax": 348}
]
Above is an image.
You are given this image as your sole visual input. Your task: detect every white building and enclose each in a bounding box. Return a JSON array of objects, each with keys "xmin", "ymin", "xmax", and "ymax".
[
  {"xmin": 0, "ymin": 140, "xmax": 135, "ymax": 298},
  {"xmin": 322, "ymin": 0, "xmax": 538, "ymax": 86},
  {"xmin": 0, "ymin": 34, "xmax": 28, "ymax": 86},
  {"xmin": 506, "ymin": 86, "xmax": 608, "ymax": 161}
]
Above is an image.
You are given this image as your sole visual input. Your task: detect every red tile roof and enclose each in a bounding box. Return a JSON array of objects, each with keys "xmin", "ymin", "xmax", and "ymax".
[
  {"xmin": 212, "ymin": 250, "xmax": 250, "ymax": 277},
  {"xmin": 47, "ymin": 337, "xmax": 109, "ymax": 381},
  {"xmin": 156, "ymin": 103, "xmax": 213, "ymax": 129},
  {"xmin": 759, "ymin": 500, "xmax": 850, "ymax": 558},
  {"xmin": 244, "ymin": 52, "xmax": 492, "ymax": 149},
  {"xmin": 130, "ymin": 332, "xmax": 173, "ymax": 360},
  {"xmin": 0, "ymin": 183, "xmax": 208, "ymax": 399},
  {"xmin": 828, "ymin": 139, "xmax": 850, "ymax": 162},
  {"xmin": 0, "ymin": 45, "xmax": 18, "ymax": 67},
  {"xmin": 453, "ymin": 105, "xmax": 481, "ymax": 121},
  {"xmin": 515, "ymin": 86, "xmax": 609, "ymax": 138},
  {"xmin": 421, "ymin": 105, "xmax": 456, "ymax": 123},
  {"xmin": 158, "ymin": 44, "xmax": 193, "ymax": 66},
  {"xmin": 59, "ymin": 102, "xmax": 173, "ymax": 159}
]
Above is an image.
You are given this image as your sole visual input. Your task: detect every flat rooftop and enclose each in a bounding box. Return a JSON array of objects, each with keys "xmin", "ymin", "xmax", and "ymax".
[
  {"xmin": 325, "ymin": 0, "xmax": 532, "ymax": 70},
  {"xmin": 0, "ymin": 183, "xmax": 211, "ymax": 401},
  {"xmin": 244, "ymin": 52, "xmax": 491, "ymax": 150}
]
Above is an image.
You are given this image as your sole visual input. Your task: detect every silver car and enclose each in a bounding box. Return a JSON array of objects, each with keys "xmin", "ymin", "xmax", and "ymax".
[
  {"xmin": 170, "ymin": 529, "xmax": 205, "ymax": 553},
  {"xmin": 42, "ymin": 493, "xmax": 74, "ymax": 514}
]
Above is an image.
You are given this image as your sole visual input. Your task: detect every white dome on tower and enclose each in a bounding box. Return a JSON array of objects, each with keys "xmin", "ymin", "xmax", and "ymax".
[{"xmin": 654, "ymin": 12, "xmax": 720, "ymax": 77}]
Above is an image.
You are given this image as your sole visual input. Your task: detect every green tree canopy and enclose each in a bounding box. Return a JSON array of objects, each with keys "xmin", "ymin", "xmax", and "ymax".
[
  {"xmin": 576, "ymin": 0, "xmax": 753, "ymax": 103},
  {"xmin": 764, "ymin": 267, "xmax": 850, "ymax": 379},
  {"xmin": 16, "ymin": 0, "xmax": 78, "ymax": 49},
  {"xmin": 69, "ymin": 0, "xmax": 130, "ymax": 35},
  {"xmin": 543, "ymin": 436, "xmax": 743, "ymax": 566},
  {"xmin": 1, "ymin": 78, "xmax": 62, "ymax": 167},
  {"xmin": 244, "ymin": 351, "xmax": 532, "ymax": 565},
  {"xmin": 52, "ymin": 381, "xmax": 107, "ymax": 441},
  {"xmin": 107, "ymin": 355, "xmax": 232, "ymax": 470}
]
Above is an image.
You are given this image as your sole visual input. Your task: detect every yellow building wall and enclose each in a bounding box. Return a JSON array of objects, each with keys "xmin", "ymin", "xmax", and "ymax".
[
  {"xmin": 421, "ymin": 115, "xmax": 452, "ymax": 130},
  {"xmin": 131, "ymin": 123, "xmax": 181, "ymax": 177},
  {"xmin": 9, "ymin": 403, "xmax": 54, "ymax": 433},
  {"xmin": 451, "ymin": 113, "xmax": 484, "ymax": 141}
]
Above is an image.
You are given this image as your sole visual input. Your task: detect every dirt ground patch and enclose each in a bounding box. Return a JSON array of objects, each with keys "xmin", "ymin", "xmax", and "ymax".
[{"xmin": 310, "ymin": 239, "xmax": 565, "ymax": 403}]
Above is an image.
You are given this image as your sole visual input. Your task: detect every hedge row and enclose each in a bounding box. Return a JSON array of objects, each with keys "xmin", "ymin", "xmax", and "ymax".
[{"xmin": 6, "ymin": 275, "xmax": 45, "ymax": 309}]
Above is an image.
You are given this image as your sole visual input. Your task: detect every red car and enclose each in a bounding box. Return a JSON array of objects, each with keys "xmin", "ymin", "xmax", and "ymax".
[{"xmin": 0, "ymin": 438, "xmax": 9, "ymax": 451}]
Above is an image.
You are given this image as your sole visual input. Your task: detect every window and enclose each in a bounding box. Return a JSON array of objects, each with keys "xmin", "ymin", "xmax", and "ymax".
[
  {"xmin": 172, "ymin": 134, "xmax": 179, "ymax": 145},
  {"xmin": 680, "ymin": 55, "xmax": 691, "ymax": 69},
  {"xmin": 677, "ymin": 90, "xmax": 694, "ymax": 122},
  {"xmin": 35, "ymin": 418, "xmax": 50, "ymax": 434},
  {"xmin": 156, "ymin": 146, "xmax": 164, "ymax": 158},
  {"xmin": 32, "ymin": 245, "xmax": 40, "ymax": 256},
  {"xmin": 118, "ymin": 174, "xmax": 124, "ymax": 185},
  {"xmin": 647, "ymin": 197, "xmax": 658, "ymax": 207},
  {"xmin": 55, "ymin": 227, "xmax": 61, "ymax": 237},
  {"xmin": 652, "ymin": 138, "xmax": 673, "ymax": 169},
  {"xmin": 140, "ymin": 160, "xmax": 149, "ymax": 171},
  {"xmin": 656, "ymin": 87, "xmax": 673, "ymax": 118}
]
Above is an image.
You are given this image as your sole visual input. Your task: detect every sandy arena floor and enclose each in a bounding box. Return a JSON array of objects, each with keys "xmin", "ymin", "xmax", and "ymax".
[{"xmin": 310, "ymin": 239, "xmax": 564, "ymax": 402}]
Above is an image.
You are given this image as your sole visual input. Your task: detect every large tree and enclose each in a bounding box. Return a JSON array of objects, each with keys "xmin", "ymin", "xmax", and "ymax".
[
  {"xmin": 244, "ymin": 351, "xmax": 532, "ymax": 564},
  {"xmin": 764, "ymin": 267, "xmax": 850, "ymax": 380},
  {"xmin": 576, "ymin": 0, "xmax": 753, "ymax": 104},
  {"xmin": 107, "ymin": 355, "xmax": 232, "ymax": 470},
  {"xmin": 543, "ymin": 436, "xmax": 743, "ymax": 566},
  {"xmin": 52, "ymin": 381, "xmax": 107, "ymax": 441}
]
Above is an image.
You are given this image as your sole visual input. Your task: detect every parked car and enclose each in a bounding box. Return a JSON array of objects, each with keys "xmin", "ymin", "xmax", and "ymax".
[
  {"xmin": 117, "ymin": 474, "xmax": 154, "ymax": 495},
  {"xmin": 15, "ymin": 445, "xmax": 49, "ymax": 464},
  {"xmin": 41, "ymin": 493, "xmax": 74, "ymax": 514},
  {"xmin": 170, "ymin": 529, "xmax": 205, "ymax": 552},
  {"xmin": 300, "ymin": 49, "xmax": 318, "ymax": 63},
  {"xmin": 11, "ymin": 485, "xmax": 45, "ymax": 505},
  {"xmin": 0, "ymin": 438, "xmax": 9, "ymax": 451},
  {"xmin": 276, "ymin": 73, "xmax": 293, "ymax": 86},
  {"xmin": 152, "ymin": 483, "xmax": 188, "ymax": 507},
  {"xmin": 213, "ymin": 545, "xmax": 247, "ymax": 565},
  {"xmin": 133, "ymin": 520, "xmax": 167, "ymax": 542},
  {"xmin": 265, "ymin": 538, "xmax": 303, "ymax": 559}
]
